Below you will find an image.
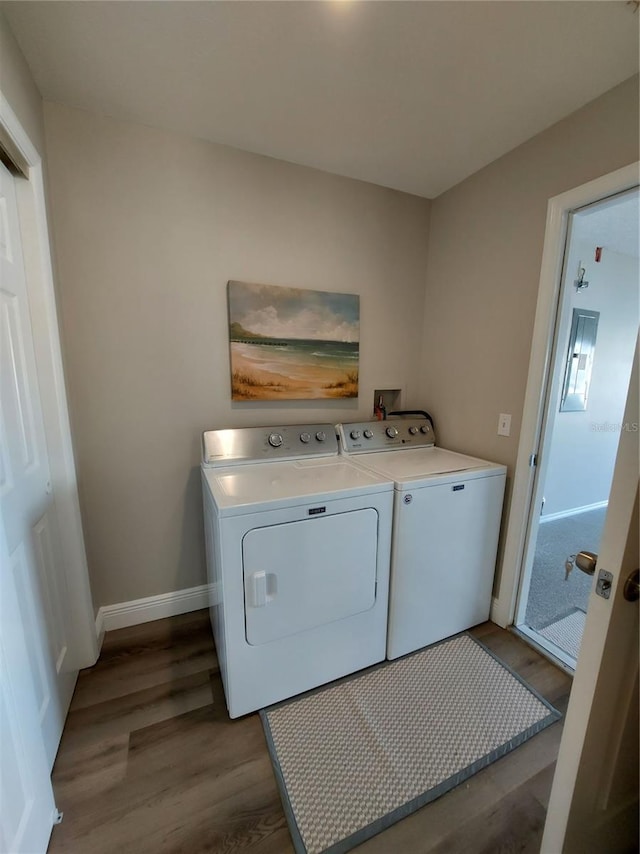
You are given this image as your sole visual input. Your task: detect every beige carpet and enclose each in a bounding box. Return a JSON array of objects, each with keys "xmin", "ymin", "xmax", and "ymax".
[{"xmin": 261, "ymin": 633, "xmax": 560, "ymax": 854}]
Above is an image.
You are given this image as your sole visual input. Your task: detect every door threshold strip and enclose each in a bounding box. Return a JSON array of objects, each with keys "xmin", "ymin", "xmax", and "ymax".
[{"xmin": 510, "ymin": 624, "xmax": 576, "ymax": 675}]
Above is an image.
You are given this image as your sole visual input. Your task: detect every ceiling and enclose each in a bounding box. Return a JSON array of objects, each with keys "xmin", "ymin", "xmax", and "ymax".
[{"xmin": 3, "ymin": 1, "xmax": 638, "ymax": 198}]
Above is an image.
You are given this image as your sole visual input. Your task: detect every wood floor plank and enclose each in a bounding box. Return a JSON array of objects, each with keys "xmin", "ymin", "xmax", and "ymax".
[
  {"xmin": 428, "ymin": 784, "xmax": 548, "ymax": 854},
  {"xmin": 52, "ymin": 704, "xmax": 264, "ymax": 821},
  {"xmin": 51, "ymin": 733, "xmax": 130, "ymax": 804},
  {"xmin": 49, "ymin": 613, "xmax": 571, "ymax": 854},
  {"xmin": 72, "ymin": 613, "xmax": 218, "ymax": 710},
  {"xmin": 50, "ymin": 760, "xmax": 283, "ymax": 854},
  {"xmin": 528, "ymin": 764, "xmax": 558, "ymax": 812},
  {"xmin": 99, "ymin": 610, "xmax": 211, "ymax": 653},
  {"xmin": 59, "ymin": 669, "xmax": 216, "ymax": 753}
]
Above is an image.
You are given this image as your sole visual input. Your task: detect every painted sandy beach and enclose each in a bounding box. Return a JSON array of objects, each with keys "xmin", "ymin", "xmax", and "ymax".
[
  {"xmin": 231, "ymin": 341, "xmax": 359, "ymax": 400},
  {"xmin": 228, "ymin": 281, "xmax": 360, "ymax": 400}
]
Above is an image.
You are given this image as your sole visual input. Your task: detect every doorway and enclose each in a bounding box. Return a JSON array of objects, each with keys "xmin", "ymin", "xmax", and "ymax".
[{"xmin": 514, "ymin": 188, "xmax": 639, "ymax": 669}]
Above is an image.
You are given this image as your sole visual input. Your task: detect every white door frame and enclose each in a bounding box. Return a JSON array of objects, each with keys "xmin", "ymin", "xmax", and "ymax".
[
  {"xmin": 492, "ymin": 161, "xmax": 640, "ymax": 630},
  {"xmin": 0, "ymin": 90, "xmax": 98, "ymax": 668}
]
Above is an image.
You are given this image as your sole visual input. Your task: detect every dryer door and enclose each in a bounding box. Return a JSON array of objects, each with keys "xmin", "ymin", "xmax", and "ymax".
[{"xmin": 243, "ymin": 508, "xmax": 378, "ymax": 646}]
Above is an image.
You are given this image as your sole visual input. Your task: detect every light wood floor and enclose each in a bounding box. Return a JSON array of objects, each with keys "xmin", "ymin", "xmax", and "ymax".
[{"xmin": 48, "ymin": 611, "xmax": 571, "ymax": 853}]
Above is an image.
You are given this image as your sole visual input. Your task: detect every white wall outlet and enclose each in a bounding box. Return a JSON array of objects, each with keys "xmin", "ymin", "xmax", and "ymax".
[{"xmin": 498, "ymin": 413, "xmax": 512, "ymax": 437}]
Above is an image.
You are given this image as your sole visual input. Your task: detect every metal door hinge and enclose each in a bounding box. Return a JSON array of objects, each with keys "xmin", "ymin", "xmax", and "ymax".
[
  {"xmin": 529, "ymin": 453, "xmax": 537, "ymax": 467},
  {"xmin": 53, "ymin": 809, "xmax": 64, "ymax": 825}
]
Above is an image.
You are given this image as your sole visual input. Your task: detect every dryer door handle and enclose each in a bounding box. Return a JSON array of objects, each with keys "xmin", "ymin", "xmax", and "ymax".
[
  {"xmin": 250, "ymin": 571, "xmax": 267, "ymax": 607},
  {"xmin": 248, "ymin": 571, "xmax": 277, "ymax": 607}
]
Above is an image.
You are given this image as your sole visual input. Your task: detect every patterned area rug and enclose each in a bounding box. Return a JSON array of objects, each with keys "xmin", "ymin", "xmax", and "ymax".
[
  {"xmin": 261, "ymin": 633, "xmax": 560, "ymax": 854},
  {"xmin": 537, "ymin": 608, "xmax": 586, "ymax": 661}
]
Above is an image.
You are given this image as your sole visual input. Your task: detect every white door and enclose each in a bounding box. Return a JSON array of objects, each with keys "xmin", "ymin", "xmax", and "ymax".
[
  {"xmin": 0, "ymin": 159, "xmax": 76, "ymax": 767},
  {"xmin": 1, "ymin": 521, "xmax": 58, "ymax": 854},
  {"xmin": 541, "ymin": 340, "xmax": 639, "ymax": 852}
]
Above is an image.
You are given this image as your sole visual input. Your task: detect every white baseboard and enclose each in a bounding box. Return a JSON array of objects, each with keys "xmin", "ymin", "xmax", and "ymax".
[
  {"xmin": 540, "ymin": 500, "xmax": 608, "ymax": 524},
  {"xmin": 95, "ymin": 583, "xmax": 218, "ymax": 641}
]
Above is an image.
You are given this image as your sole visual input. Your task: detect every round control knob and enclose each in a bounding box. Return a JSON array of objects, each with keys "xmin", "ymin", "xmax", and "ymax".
[
  {"xmin": 268, "ymin": 433, "xmax": 283, "ymax": 448},
  {"xmin": 385, "ymin": 426, "xmax": 398, "ymax": 438},
  {"xmin": 363, "ymin": 429, "xmax": 374, "ymax": 439},
  {"xmin": 300, "ymin": 432, "xmax": 311, "ymax": 443},
  {"xmin": 350, "ymin": 430, "xmax": 361, "ymax": 440},
  {"xmin": 315, "ymin": 431, "xmax": 326, "ymax": 442},
  {"xmin": 408, "ymin": 426, "xmax": 418, "ymax": 435},
  {"xmin": 420, "ymin": 425, "xmax": 430, "ymax": 434}
]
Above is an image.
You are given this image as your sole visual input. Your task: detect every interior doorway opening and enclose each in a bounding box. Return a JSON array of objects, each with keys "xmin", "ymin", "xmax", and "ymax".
[{"xmin": 514, "ymin": 187, "xmax": 639, "ymax": 670}]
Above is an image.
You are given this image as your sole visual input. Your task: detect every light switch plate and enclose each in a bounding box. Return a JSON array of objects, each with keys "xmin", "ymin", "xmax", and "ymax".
[{"xmin": 498, "ymin": 413, "xmax": 511, "ymax": 437}]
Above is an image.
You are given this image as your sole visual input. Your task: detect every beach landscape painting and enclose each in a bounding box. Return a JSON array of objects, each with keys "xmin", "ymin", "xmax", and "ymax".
[{"xmin": 228, "ymin": 281, "xmax": 359, "ymax": 400}]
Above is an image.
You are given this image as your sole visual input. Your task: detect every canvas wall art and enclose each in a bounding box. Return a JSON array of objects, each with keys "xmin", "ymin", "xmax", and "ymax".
[{"xmin": 228, "ymin": 281, "xmax": 359, "ymax": 400}]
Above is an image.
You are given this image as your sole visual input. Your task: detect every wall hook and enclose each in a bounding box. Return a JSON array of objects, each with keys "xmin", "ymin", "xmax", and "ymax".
[{"xmin": 574, "ymin": 266, "xmax": 589, "ymax": 292}]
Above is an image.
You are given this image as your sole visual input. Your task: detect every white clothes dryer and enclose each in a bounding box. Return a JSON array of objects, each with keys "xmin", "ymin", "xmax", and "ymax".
[
  {"xmin": 338, "ymin": 418, "xmax": 506, "ymax": 660},
  {"xmin": 201, "ymin": 423, "xmax": 393, "ymax": 718}
]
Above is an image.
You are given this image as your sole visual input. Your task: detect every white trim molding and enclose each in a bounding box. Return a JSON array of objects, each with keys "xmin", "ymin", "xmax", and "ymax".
[
  {"xmin": 539, "ymin": 500, "xmax": 609, "ymax": 524},
  {"xmin": 492, "ymin": 161, "xmax": 639, "ymax": 629},
  {"xmin": 95, "ymin": 583, "xmax": 218, "ymax": 636}
]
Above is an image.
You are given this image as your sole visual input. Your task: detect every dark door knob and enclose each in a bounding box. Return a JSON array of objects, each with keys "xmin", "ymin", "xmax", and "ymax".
[{"xmin": 624, "ymin": 569, "xmax": 639, "ymax": 602}]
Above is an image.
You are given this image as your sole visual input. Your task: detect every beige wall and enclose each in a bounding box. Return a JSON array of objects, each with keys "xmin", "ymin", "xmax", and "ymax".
[
  {"xmin": 418, "ymin": 74, "xmax": 639, "ymax": 594},
  {"xmin": 43, "ymin": 102, "xmax": 431, "ymax": 608}
]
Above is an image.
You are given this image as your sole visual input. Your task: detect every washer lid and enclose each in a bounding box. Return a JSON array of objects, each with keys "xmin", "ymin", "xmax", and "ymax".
[
  {"xmin": 202, "ymin": 456, "xmax": 393, "ymax": 515},
  {"xmin": 351, "ymin": 446, "xmax": 505, "ymax": 486}
]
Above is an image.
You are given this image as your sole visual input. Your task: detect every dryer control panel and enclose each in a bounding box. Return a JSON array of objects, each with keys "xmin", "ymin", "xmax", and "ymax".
[
  {"xmin": 338, "ymin": 418, "xmax": 435, "ymax": 454},
  {"xmin": 203, "ymin": 423, "xmax": 339, "ymax": 466}
]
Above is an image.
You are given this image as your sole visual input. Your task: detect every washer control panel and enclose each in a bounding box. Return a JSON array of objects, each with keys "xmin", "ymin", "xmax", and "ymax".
[
  {"xmin": 203, "ymin": 423, "xmax": 338, "ymax": 465},
  {"xmin": 338, "ymin": 419, "xmax": 435, "ymax": 453}
]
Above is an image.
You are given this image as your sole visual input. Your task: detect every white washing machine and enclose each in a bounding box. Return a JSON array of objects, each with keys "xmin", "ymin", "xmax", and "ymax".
[
  {"xmin": 201, "ymin": 423, "xmax": 393, "ymax": 718},
  {"xmin": 338, "ymin": 418, "xmax": 506, "ymax": 660}
]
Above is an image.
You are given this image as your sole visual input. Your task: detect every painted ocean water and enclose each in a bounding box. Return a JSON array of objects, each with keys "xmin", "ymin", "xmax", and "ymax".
[{"xmin": 234, "ymin": 339, "xmax": 358, "ymax": 380}]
